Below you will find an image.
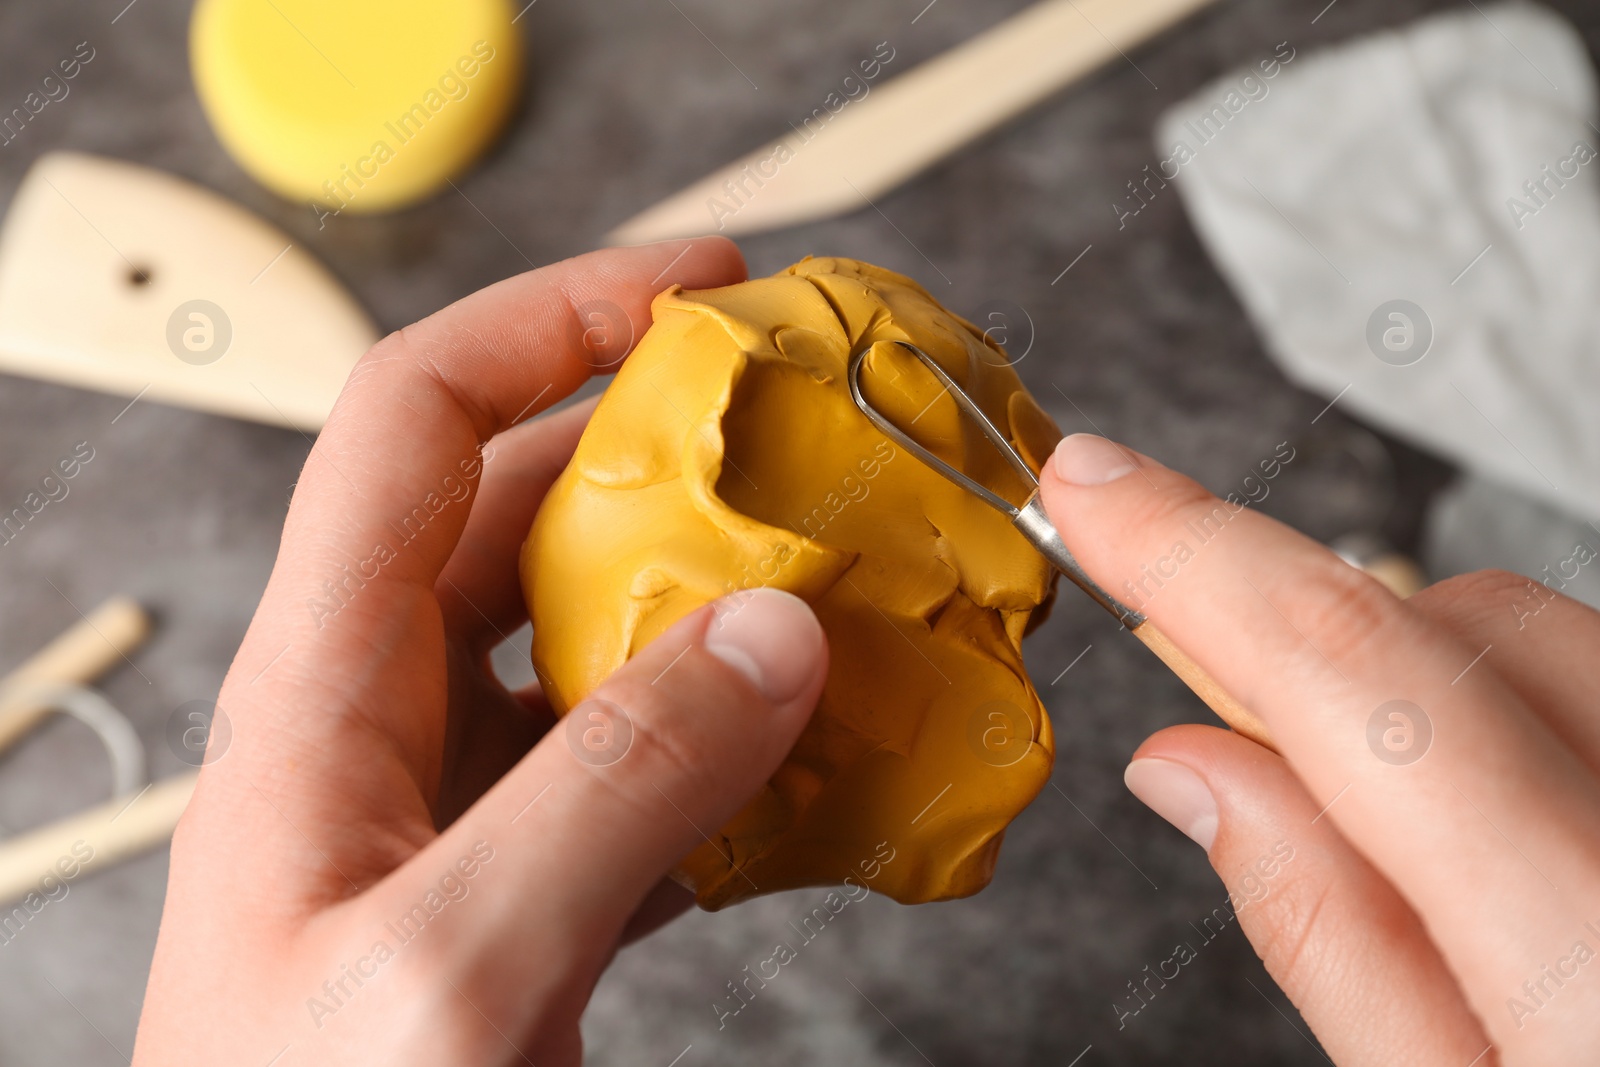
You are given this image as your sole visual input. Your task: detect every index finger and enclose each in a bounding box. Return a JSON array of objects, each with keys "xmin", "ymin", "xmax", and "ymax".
[
  {"xmin": 278, "ymin": 238, "xmax": 745, "ymax": 600},
  {"xmin": 1041, "ymin": 433, "xmax": 1600, "ymax": 1053}
]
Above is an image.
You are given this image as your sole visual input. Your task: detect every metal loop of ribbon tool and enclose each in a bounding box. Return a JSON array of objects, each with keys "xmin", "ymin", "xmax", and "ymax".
[{"xmin": 846, "ymin": 339, "xmax": 1147, "ymax": 630}]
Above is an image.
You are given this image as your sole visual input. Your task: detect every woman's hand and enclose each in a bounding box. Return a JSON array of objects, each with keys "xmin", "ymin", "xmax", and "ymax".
[
  {"xmin": 1042, "ymin": 432, "xmax": 1600, "ymax": 1066},
  {"xmin": 132, "ymin": 239, "xmax": 829, "ymax": 1066}
]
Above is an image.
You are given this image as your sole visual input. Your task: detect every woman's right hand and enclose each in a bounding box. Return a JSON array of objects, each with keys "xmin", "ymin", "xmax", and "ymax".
[{"xmin": 1042, "ymin": 431, "xmax": 1600, "ymax": 1066}]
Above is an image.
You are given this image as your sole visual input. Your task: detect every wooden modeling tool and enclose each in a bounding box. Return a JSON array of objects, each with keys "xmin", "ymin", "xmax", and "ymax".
[
  {"xmin": 0, "ymin": 598, "xmax": 198, "ymax": 906},
  {"xmin": 0, "ymin": 152, "xmax": 379, "ymax": 431},
  {"xmin": 0, "ymin": 597, "xmax": 150, "ymax": 752},
  {"xmin": 608, "ymin": 0, "xmax": 1221, "ymax": 244},
  {"xmin": 0, "ymin": 774, "xmax": 197, "ymax": 906},
  {"xmin": 850, "ymin": 341, "xmax": 1274, "ymax": 750}
]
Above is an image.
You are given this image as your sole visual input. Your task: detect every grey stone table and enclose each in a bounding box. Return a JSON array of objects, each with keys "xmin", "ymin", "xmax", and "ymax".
[{"xmin": 2, "ymin": 0, "xmax": 1593, "ymax": 1063}]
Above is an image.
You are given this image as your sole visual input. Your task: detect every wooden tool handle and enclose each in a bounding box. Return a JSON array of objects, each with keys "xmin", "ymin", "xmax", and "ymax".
[
  {"xmin": 609, "ymin": 0, "xmax": 1224, "ymax": 242},
  {"xmin": 1132, "ymin": 620, "xmax": 1275, "ymax": 750},
  {"xmin": 851, "ymin": 0, "xmax": 1222, "ymax": 195},
  {"xmin": 0, "ymin": 772, "xmax": 197, "ymax": 906},
  {"xmin": 0, "ymin": 596, "xmax": 151, "ymax": 753}
]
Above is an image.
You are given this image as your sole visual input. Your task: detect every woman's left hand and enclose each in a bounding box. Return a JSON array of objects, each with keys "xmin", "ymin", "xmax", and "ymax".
[{"xmin": 133, "ymin": 238, "xmax": 830, "ymax": 1066}]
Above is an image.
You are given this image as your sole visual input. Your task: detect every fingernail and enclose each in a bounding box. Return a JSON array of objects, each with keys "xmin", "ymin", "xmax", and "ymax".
[
  {"xmin": 1052, "ymin": 433, "xmax": 1138, "ymax": 486},
  {"xmin": 705, "ymin": 589, "xmax": 824, "ymax": 705},
  {"xmin": 1124, "ymin": 758, "xmax": 1218, "ymax": 850}
]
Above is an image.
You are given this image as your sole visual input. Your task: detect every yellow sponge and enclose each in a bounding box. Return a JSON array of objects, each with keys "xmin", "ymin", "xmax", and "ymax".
[{"xmin": 191, "ymin": 0, "xmax": 523, "ymax": 214}]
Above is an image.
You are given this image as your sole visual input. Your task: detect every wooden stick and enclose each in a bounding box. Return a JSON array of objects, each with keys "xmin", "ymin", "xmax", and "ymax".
[
  {"xmin": 0, "ymin": 773, "xmax": 196, "ymax": 908},
  {"xmin": 608, "ymin": 0, "xmax": 1223, "ymax": 243},
  {"xmin": 0, "ymin": 596, "xmax": 151, "ymax": 754},
  {"xmin": 1133, "ymin": 620, "xmax": 1275, "ymax": 750}
]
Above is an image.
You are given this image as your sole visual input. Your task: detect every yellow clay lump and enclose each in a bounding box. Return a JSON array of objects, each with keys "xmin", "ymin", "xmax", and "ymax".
[{"xmin": 521, "ymin": 257, "xmax": 1062, "ymax": 908}]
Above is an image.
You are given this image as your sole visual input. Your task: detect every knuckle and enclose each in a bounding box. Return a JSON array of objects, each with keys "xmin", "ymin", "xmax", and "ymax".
[
  {"xmin": 1242, "ymin": 875, "xmax": 1337, "ymax": 994},
  {"xmin": 366, "ymin": 326, "xmax": 410, "ymax": 361},
  {"xmin": 355, "ymin": 326, "xmax": 419, "ymax": 377},
  {"xmin": 583, "ymin": 666, "xmax": 729, "ymax": 808},
  {"xmin": 1280, "ymin": 561, "xmax": 1400, "ymax": 665},
  {"xmin": 349, "ymin": 324, "xmax": 496, "ymax": 435},
  {"xmin": 1411, "ymin": 568, "xmax": 1568, "ymax": 639},
  {"xmin": 338, "ymin": 330, "xmax": 406, "ymax": 394},
  {"xmin": 1423, "ymin": 568, "xmax": 1534, "ymax": 612}
]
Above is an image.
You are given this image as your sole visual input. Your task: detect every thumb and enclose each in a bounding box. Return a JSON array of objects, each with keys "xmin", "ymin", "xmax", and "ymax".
[
  {"xmin": 374, "ymin": 587, "xmax": 827, "ymax": 979},
  {"xmin": 1123, "ymin": 725, "xmax": 1490, "ymax": 1066}
]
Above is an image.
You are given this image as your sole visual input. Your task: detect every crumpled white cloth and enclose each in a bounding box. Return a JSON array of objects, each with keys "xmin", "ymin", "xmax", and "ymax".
[{"xmin": 1157, "ymin": 2, "xmax": 1600, "ymax": 521}]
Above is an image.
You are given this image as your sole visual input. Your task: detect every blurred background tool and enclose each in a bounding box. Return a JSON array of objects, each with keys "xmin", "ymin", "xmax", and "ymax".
[
  {"xmin": 0, "ymin": 597, "xmax": 149, "ymax": 752},
  {"xmin": 0, "ymin": 153, "xmax": 378, "ymax": 430},
  {"xmin": 0, "ymin": 600, "xmax": 196, "ymax": 907},
  {"xmin": 1334, "ymin": 533, "xmax": 1429, "ymax": 598},
  {"xmin": 607, "ymin": 0, "xmax": 1222, "ymax": 244},
  {"xmin": 0, "ymin": 772, "xmax": 196, "ymax": 908},
  {"xmin": 191, "ymin": 0, "xmax": 524, "ymax": 213}
]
